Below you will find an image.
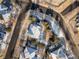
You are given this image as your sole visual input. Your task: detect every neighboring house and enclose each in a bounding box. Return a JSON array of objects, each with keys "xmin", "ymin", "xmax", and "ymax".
[
  {"xmin": 0, "ymin": 4, "xmax": 11, "ymax": 22},
  {"xmin": 50, "ymin": 48, "xmax": 68, "ymax": 59},
  {"xmin": 47, "ymin": 38, "xmax": 67, "ymax": 59},
  {"xmin": 27, "ymin": 23, "xmax": 42, "ymax": 39},
  {"xmin": 2, "ymin": 0, "xmax": 12, "ymax": 11},
  {"xmin": 0, "ymin": 4, "xmax": 8, "ymax": 14},
  {"xmin": 20, "ymin": 46, "xmax": 37, "ymax": 59},
  {"xmin": 0, "ymin": 0, "xmax": 12, "ymax": 22},
  {"xmin": 31, "ymin": 10, "xmax": 43, "ymax": 20},
  {"xmin": 26, "ymin": 22, "xmax": 49, "ymax": 46},
  {"xmin": 19, "ymin": 39, "xmax": 38, "ymax": 59},
  {"xmin": 45, "ymin": 15, "xmax": 61, "ymax": 37},
  {"xmin": 0, "ymin": 4, "xmax": 10, "ymax": 21}
]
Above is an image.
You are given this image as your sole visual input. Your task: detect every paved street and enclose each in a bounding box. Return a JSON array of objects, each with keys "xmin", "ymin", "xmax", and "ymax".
[
  {"xmin": 12, "ymin": 10, "xmax": 31, "ymax": 59},
  {"xmin": 4, "ymin": 1, "xmax": 32, "ymax": 59}
]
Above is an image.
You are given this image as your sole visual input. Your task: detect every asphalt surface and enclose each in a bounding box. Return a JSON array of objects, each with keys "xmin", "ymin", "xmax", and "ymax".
[{"xmin": 4, "ymin": 1, "xmax": 32, "ymax": 59}]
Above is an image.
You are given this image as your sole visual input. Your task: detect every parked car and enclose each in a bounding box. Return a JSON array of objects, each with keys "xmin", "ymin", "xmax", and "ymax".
[
  {"xmin": 75, "ymin": 14, "xmax": 79, "ymax": 31},
  {"xmin": 0, "ymin": 32, "xmax": 5, "ymax": 40},
  {"xmin": 0, "ymin": 23, "xmax": 6, "ymax": 40}
]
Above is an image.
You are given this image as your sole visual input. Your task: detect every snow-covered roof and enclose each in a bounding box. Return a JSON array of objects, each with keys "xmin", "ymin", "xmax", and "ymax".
[
  {"xmin": 50, "ymin": 53, "xmax": 58, "ymax": 59},
  {"xmin": 2, "ymin": 12, "xmax": 11, "ymax": 22},
  {"xmin": 31, "ymin": 10, "xmax": 43, "ymax": 20},
  {"xmin": 0, "ymin": 4, "xmax": 11, "ymax": 22},
  {"xmin": 27, "ymin": 23, "xmax": 42, "ymax": 39},
  {"xmin": 50, "ymin": 48, "xmax": 68, "ymax": 59},
  {"xmin": 20, "ymin": 46, "xmax": 37, "ymax": 59},
  {"xmin": 0, "ymin": 4, "xmax": 8, "ymax": 14}
]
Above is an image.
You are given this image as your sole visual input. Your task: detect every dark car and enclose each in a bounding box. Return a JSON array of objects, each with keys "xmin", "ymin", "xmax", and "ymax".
[
  {"xmin": 0, "ymin": 24, "xmax": 6, "ymax": 32},
  {"xmin": 0, "ymin": 32, "xmax": 5, "ymax": 40},
  {"xmin": 75, "ymin": 14, "xmax": 79, "ymax": 27},
  {"xmin": 0, "ymin": 24, "xmax": 6, "ymax": 40}
]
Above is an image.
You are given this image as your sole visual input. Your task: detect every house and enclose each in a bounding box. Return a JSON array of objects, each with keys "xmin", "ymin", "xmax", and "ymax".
[
  {"xmin": 31, "ymin": 10, "xmax": 43, "ymax": 20},
  {"xmin": 0, "ymin": 4, "xmax": 11, "ymax": 22},
  {"xmin": 0, "ymin": 0, "xmax": 12, "ymax": 22},
  {"xmin": 19, "ymin": 38, "xmax": 38, "ymax": 59},
  {"xmin": 26, "ymin": 23, "xmax": 43, "ymax": 40},
  {"xmin": 2, "ymin": 0, "xmax": 12, "ymax": 11}
]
